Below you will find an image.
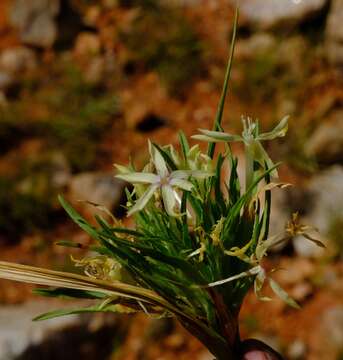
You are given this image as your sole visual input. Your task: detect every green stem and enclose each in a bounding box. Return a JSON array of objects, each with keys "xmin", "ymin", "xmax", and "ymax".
[
  {"xmin": 208, "ymin": 7, "xmax": 238, "ymax": 159},
  {"xmin": 245, "ymin": 145, "xmax": 254, "ymax": 192}
]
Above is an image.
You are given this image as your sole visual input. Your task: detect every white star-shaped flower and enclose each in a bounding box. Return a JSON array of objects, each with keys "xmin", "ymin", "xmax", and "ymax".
[{"xmin": 116, "ymin": 141, "xmax": 213, "ymax": 216}]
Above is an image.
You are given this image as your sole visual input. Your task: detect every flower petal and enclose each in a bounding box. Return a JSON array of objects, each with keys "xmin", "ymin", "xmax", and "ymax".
[
  {"xmin": 171, "ymin": 170, "xmax": 214, "ymax": 179},
  {"xmin": 170, "ymin": 170, "xmax": 191, "ymax": 179},
  {"xmin": 116, "ymin": 172, "xmax": 158, "ymax": 184},
  {"xmin": 161, "ymin": 185, "xmax": 178, "ymax": 216},
  {"xmin": 192, "ymin": 129, "xmax": 242, "ymax": 142},
  {"xmin": 189, "ymin": 170, "xmax": 214, "ymax": 179},
  {"xmin": 257, "ymin": 116, "xmax": 289, "ymax": 141},
  {"xmin": 251, "ymin": 140, "xmax": 278, "ymax": 177},
  {"xmin": 127, "ymin": 184, "xmax": 158, "ymax": 216},
  {"xmin": 149, "ymin": 141, "xmax": 169, "ymax": 177},
  {"xmin": 169, "ymin": 178, "xmax": 193, "ymax": 192},
  {"xmin": 114, "ymin": 164, "xmax": 131, "ymax": 174},
  {"xmin": 269, "ymin": 278, "xmax": 300, "ymax": 309},
  {"xmin": 254, "ymin": 270, "xmax": 272, "ymax": 302},
  {"xmin": 255, "ymin": 233, "xmax": 286, "ymax": 261}
]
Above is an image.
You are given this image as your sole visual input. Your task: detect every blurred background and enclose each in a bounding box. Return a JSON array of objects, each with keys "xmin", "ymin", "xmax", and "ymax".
[{"xmin": 0, "ymin": 0, "xmax": 342, "ymax": 359}]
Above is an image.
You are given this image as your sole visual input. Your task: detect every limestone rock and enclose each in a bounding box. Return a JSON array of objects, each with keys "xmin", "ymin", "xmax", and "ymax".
[
  {"xmin": 10, "ymin": 0, "xmax": 60, "ymax": 47},
  {"xmin": 294, "ymin": 166, "xmax": 343, "ymax": 257},
  {"xmin": 234, "ymin": 0, "xmax": 328, "ymax": 30},
  {"xmin": 268, "ymin": 187, "xmax": 292, "ymax": 251},
  {"xmin": 305, "ymin": 111, "xmax": 343, "ymax": 164},
  {"xmin": 0, "ymin": 47, "xmax": 37, "ymax": 90},
  {"xmin": 49, "ymin": 152, "xmax": 72, "ymax": 188},
  {"xmin": 322, "ymin": 306, "xmax": 343, "ymax": 352},
  {"xmin": 235, "ymin": 33, "xmax": 276, "ymax": 60},
  {"xmin": 69, "ymin": 172, "xmax": 125, "ymax": 212},
  {"xmin": 0, "ymin": 301, "xmax": 78, "ymax": 360},
  {"xmin": 0, "ymin": 300, "xmax": 119, "ymax": 360}
]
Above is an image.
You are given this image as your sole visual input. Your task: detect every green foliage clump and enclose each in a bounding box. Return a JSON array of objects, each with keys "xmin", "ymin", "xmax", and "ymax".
[
  {"xmin": 0, "ymin": 60, "xmax": 118, "ymax": 239},
  {"xmin": 36, "ymin": 62, "xmax": 118, "ymax": 171},
  {"xmin": 121, "ymin": 2, "xmax": 204, "ymax": 95},
  {"xmin": 0, "ymin": 60, "xmax": 118, "ymax": 171},
  {"xmin": 235, "ymin": 50, "xmax": 280, "ymax": 102},
  {"xmin": 0, "ymin": 178, "xmax": 58, "ymax": 242},
  {"xmin": 0, "ymin": 15, "xmax": 324, "ymax": 360},
  {"xmin": 233, "ymin": 36, "xmax": 311, "ymax": 105},
  {"xmin": 0, "ymin": 154, "xmax": 65, "ymax": 241}
]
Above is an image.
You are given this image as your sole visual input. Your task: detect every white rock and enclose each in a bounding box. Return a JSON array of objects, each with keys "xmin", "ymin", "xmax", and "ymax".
[
  {"xmin": 305, "ymin": 110, "xmax": 343, "ymax": 164},
  {"xmin": 233, "ymin": 0, "xmax": 328, "ymax": 30},
  {"xmin": 235, "ymin": 33, "xmax": 276, "ymax": 60},
  {"xmin": 49, "ymin": 152, "xmax": 72, "ymax": 188},
  {"xmin": 0, "ymin": 300, "xmax": 119, "ymax": 360},
  {"xmin": 294, "ymin": 166, "xmax": 343, "ymax": 257},
  {"xmin": 0, "ymin": 47, "xmax": 37, "ymax": 73},
  {"xmin": 322, "ymin": 306, "xmax": 343, "ymax": 348},
  {"xmin": 0, "ymin": 47, "xmax": 37, "ymax": 89},
  {"xmin": 10, "ymin": 0, "xmax": 60, "ymax": 47},
  {"xmin": 0, "ymin": 301, "xmax": 79, "ymax": 360},
  {"xmin": 269, "ymin": 187, "xmax": 291, "ymax": 237},
  {"xmin": 69, "ymin": 172, "xmax": 125, "ymax": 211}
]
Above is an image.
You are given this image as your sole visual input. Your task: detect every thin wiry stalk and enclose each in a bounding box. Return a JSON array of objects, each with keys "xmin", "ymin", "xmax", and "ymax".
[{"xmin": 208, "ymin": 7, "xmax": 238, "ymax": 159}]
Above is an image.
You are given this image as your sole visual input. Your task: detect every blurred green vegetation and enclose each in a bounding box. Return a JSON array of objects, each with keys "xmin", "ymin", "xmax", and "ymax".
[
  {"xmin": 0, "ymin": 150, "xmax": 68, "ymax": 240},
  {"xmin": 0, "ymin": 59, "xmax": 119, "ymax": 241},
  {"xmin": 234, "ymin": 50, "xmax": 281, "ymax": 102},
  {"xmin": 121, "ymin": 2, "xmax": 205, "ymax": 95},
  {"xmin": 0, "ymin": 177, "xmax": 60, "ymax": 242},
  {"xmin": 0, "ymin": 60, "xmax": 118, "ymax": 171},
  {"xmin": 233, "ymin": 36, "xmax": 315, "ymax": 105}
]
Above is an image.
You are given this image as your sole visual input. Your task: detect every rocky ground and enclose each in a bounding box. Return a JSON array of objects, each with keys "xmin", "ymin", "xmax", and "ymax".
[{"xmin": 0, "ymin": 0, "xmax": 342, "ymax": 359}]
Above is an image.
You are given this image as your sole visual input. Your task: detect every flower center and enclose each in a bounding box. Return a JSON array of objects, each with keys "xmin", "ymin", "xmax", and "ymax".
[{"xmin": 160, "ymin": 176, "xmax": 170, "ymax": 186}]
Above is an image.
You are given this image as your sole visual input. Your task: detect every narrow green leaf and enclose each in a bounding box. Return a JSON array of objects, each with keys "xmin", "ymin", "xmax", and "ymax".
[
  {"xmin": 269, "ymin": 278, "xmax": 300, "ymax": 309},
  {"xmin": 33, "ymin": 304, "xmax": 121, "ymax": 321},
  {"xmin": 58, "ymin": 195, "xmax": 100, "ymax": 241},
  {"xmin": 116, "ymin": 172, "xmax": 158, "ymax": 184},
  {"xmin": 178, "ymin": 130, "xmax": 190, "ymax": 160},
  {"xmin": 257, "ymin": 116, "xmax": 289, "ymax": 141},
  {"xmin": 208, "ymin": 7, "xmax": 238, "ymax": 159},
  {"xmin": 153, "ymin": 143, "xmax": 178, "ymax": 171},
  {"xmin": 33, "ymin": 288, "xmax": 107, "ymax": 299},
  {"xmin": 214, "ymin": 153, "xmax": 227, "ymax": 214}
]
